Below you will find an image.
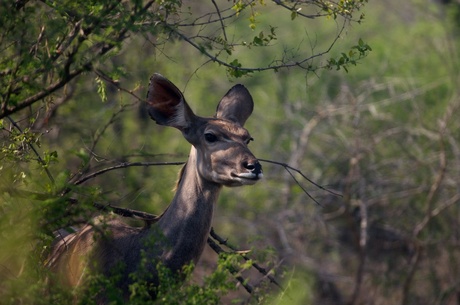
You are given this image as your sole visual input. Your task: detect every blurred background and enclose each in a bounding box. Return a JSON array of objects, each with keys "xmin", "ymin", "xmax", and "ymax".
[{"xmin": 1, "ymin": 0, "xmax": 459, "ymax": 304}]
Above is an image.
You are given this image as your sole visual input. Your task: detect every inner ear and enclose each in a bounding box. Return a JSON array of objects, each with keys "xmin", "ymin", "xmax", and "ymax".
[
  {"xmin": 215, "ymin": 84, "xmax": 254, "ymax": 126},
  {"xmin": 146, "ymin": 73, "xmax": 196, "ymax": 131},
  {"xmin": 147, "ymin": 79, "xmax": 182, "ymax": 124}
]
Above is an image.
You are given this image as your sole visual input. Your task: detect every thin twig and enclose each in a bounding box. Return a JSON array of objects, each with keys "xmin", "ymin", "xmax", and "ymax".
[
  {"xmin": 348, "ymin": 199, "xmax": 368, "ymax": 305},
  {"xmin": 92, "ymin": 202, "xmax": 160, "ymax": 224},
  {"xmin": 94, "ymin": 69, "xmax": 144, "ymax": 102},
  {"xmin": 259, "ymin": 158, "xmax": 342, "ymax": 200},
  {"xmin": 403, "ymin": 124, "xmax": 448, "ymax": 304},
  {"xmin": 163, "ymin": 17, "xmax": 348, "ymax": 74},
  {"xmin": 6, "ymin": 116, "xmax": 55, "ymax": 184},
  {"xmin": 73, "ymin": 161, "xmax": 185, "ymax": 186},
  {"xmin": 66, "ymin": 101, "xmax": 140, "ymax": 186},
  {"xmin": 210, "ymin": 228, "xmax": 284, "ymax": 291},
  {"xmin": 413, "ymin": 132, "xmax": 447, "ymax": 237},
  {"xmin": 271, "ymin": 0, "xmax": 319, "ymax": 19},
  {"xmin": 206, "ymin": 237, "xmax": 254, "ymax": 294},
  {"xmin": 284, "ymin": 166, "xmax": 321, "ymax": 205},
  {"xmin": 211, "ymin": 0, "xmax": 227, "ymax": 41},
  {"xmin": 401, "ymin": 242, "xmax": 422, "ymax": 305}
]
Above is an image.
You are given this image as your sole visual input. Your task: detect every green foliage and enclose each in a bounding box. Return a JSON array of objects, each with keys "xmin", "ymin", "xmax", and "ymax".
[
  {"xmin": 152, "ymin": 258, "xmax": 236, "ymax": 305},
  {"xmin": 77, "ymin": 267, "xmax": 125, "ymax": 305},
  {"xmin": 321, "ymin": 0, "xmax": 368, "ymax": 21},
  {"xmin": 327, "ymin": 38, "xmax": 372, "ymax": 72},
  {"xmin": 0, "ymin": 0, "xmax": 393, "ymax": 304},
  {"xmin": 75, "ymin": 254, "xmax": 245, "ymax": 304},
  {"xmin": 1, "ymin": 0, "xmax": 368, "ymax": 120},
  {"xmin": 227, "ymin": 59, "xmax": 252, "ymax": 78},
  {"xmin": 270, "ymin": 270, "xmax": 314, "ymax": 305},
  {"xmin": 248, "ymin": 27, "xmax": 277, "ymax": 47},
  {"xmin": 95, "ymin": 76, "xmax": 108, "ymax": 103},
  {"xmin": 1, "ymin": 126, "xmax": 39, "ymax": 162}
]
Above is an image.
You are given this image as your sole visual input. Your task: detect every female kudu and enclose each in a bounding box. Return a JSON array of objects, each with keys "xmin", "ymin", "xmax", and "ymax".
[{"xmin": 48, "ymin": 73, "xmax": 263, "ymax": 300}]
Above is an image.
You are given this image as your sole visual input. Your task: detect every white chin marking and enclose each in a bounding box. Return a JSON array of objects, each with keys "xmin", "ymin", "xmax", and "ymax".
[
  {"xmin": 212, "ymin": 171, "xmax": 262, "ymax": 186},
  {"xmin": 236, "ymin": 172, "xmax": 257, "ymax": 179},
  {"xmin": 233, "ymin": 172, "xmax": 263, "ymax": 185}
]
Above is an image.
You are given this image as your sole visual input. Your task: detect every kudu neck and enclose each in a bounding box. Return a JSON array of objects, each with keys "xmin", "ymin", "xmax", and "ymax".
[
  {"xmin": 155, "ymin": 147, "xmax": 221, "ymax": 269},
  {"xmin": 164, "ymin": 147, "xmax": 221, "ymax": 221}
]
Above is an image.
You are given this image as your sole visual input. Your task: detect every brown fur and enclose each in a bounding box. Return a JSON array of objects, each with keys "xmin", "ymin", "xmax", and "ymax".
[{"xmin": 48, "ymin": 74, "xmax": 263, "ymax": 301}]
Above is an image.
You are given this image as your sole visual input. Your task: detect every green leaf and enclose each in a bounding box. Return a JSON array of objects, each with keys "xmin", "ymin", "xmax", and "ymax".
[
  {"xmin": 253, "ymin": 36, "xmax": 263, "ymax": 46},
  {"xmin": 95, "ymin": 76, "xmax": 108, "ymax": 103}
]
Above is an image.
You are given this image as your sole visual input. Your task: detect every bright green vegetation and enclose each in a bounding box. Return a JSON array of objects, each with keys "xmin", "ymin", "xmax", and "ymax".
[{"xmin": 1, "ymin": 0, "xmax": 460, "ymax": 304}]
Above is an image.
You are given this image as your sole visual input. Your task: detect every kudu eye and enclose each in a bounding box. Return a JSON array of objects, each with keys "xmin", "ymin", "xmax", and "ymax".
[{"xmin": 204, "ymin": 133, "xmax": 218, "ymax": 143}]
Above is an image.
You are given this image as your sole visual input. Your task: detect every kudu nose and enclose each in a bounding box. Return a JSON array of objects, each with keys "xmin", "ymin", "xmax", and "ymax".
[{"xmin": 243, "ymin": 160, "xmax": 263, "ymax": 176}]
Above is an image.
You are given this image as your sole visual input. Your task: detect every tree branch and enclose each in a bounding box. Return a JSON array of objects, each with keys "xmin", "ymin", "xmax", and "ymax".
[
  {"xmin": 5, "ymin": 116, "xmax": 55, "ymax": 184},
  {"xmin": 164, "ymin": 17, "xmax": 348, "ymax": 74},
  {"xmin": 206, "ymin": 237, "xmax": 255, "ymax": 295},
  {"xmin": 72, "ymin": 161, "xmax": 185, "ymax": 187},
  {"xmin": 259, "ymin": 158, "xmax": 342, "ymax": 202},
  {"xmin": 210, "ymin": 228, "xmax": 284, "ymax": 291}
]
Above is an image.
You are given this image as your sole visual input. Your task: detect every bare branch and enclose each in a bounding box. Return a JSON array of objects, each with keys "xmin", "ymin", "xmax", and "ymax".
[
  {"xmin": 401, "ymin": 243, "xmax": 423, "ymax": 305},
  {"xmin": 259, "ymin": 158, "xmax": 342, "ymax": 198},
  {"xmin": 94, "ymin": 69, "xmax": 144, "ymax": 103},
  {"xmin": 413, "ymin": 131, "xmax": 447, "ymax": 237},
  {"xmin": 0, "ymin": 67, "xmax": 88, "ymax": 120},
  {"xmin": 272, "ymin": 0, "xmax": 319, "ymax": 19},
  {"xmin": 211, "ymin": 0, "xmax": 228, "ymax": 41},
  {"xmin": 92, "ymin": 202, "xmax": 160, "ymax": 224},
  {"xmin": 72, "ymin": 161, "xmax": 185, "ymax": 187},
  {"xmin": 349, "ymin": 199, "xmax": 368, "ymax": 305}
]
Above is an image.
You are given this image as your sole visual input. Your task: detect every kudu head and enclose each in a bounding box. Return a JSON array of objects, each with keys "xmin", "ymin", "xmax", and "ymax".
[{"xmin": 146, "ymin": 73, "xmax": 263, "ymax": 186}]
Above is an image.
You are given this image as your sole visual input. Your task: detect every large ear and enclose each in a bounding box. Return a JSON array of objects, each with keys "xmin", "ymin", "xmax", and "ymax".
[
  {"xmin": 146, "ymin": 73, "xmax": 196, "ymax": 131},
  {"xmin": 215, "ymin": 84, "xmax": 254, "ymax": 126}
]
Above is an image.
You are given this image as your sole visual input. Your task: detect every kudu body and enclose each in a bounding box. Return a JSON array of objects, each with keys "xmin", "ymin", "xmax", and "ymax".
[{"xmin": 48, "ymin": 74, "xmax": 262, "ymax": 299}]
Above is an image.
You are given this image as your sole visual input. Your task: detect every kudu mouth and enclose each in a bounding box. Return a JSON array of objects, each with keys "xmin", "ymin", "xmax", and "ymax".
[{"xmin": 232, "ymin": 160, "xmax": 263, "ymax": 184}]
